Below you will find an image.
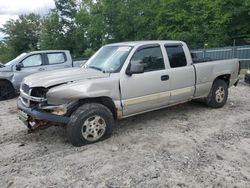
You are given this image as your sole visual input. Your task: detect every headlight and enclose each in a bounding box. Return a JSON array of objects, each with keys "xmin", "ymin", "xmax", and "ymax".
[
  {"xmin": 50, "ymin": 107, "xmax": 67, "ymax": 115},
  {"xmin": 41, "ymin": 101, "xmax": 78, "ymax": 116},
  {"xmin": 247, "ymin": 70, "xmax": 250, "ymax": 74},
  {"xmin": 42, "ymin": 105, "xmax": 67, "ymax": 115}
]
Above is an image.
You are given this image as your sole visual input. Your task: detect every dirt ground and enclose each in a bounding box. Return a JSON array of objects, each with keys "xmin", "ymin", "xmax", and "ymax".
[{"xmin": 0, "ymin": 82, "xmax": 249, "ymax": 188}]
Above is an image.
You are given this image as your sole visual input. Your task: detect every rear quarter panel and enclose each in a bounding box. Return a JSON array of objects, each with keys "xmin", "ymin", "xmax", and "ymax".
[{"xmin": 194, "ymin": 59, "xmax": 239, "ymax": 98}]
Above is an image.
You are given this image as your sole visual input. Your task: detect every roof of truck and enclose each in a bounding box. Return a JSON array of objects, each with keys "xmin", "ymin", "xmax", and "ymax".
[
  {"xmin": 27, "ymin": 50, "xmax": 70, "ymax": 54},
  {"xmin": 106, "ymin": 40, "xmax": 185, "ymax": 46}
]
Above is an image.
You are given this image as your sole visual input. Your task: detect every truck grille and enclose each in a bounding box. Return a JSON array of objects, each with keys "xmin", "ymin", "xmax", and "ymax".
[{"xmin": 20, "ymin": 84, "xmax": 47, "ymax": 107}]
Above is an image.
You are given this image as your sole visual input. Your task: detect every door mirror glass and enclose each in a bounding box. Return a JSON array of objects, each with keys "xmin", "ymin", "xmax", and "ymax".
[{"xmin": 126, "ymin": 63, "xmax": 144, "ymax": 75}]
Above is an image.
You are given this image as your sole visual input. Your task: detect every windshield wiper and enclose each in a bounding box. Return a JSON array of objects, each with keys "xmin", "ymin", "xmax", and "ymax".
[{"xmin": 88, "ymin": 66, "xmax": 106, "ymax": 73}]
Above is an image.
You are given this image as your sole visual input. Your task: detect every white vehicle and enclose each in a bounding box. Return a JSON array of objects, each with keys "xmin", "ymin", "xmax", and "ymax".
[{"xmin": 0, "ymin": 50, "xmax": 87, "ymax": 100}]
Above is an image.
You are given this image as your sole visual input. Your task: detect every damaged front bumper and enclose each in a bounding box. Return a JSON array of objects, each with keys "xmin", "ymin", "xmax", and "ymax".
[{"xmin": 17, "ymin": 97, "xmax": 70, "ymax": 127}]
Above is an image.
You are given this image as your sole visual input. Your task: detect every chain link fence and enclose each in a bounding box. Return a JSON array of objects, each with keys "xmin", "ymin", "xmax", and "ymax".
[{"xmin": 191, "ymin": 45, "xmax": 250, "ymax": 69}]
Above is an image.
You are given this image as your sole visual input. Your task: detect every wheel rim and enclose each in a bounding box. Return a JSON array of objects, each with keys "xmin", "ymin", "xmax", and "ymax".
[
  {"xmin": 81, "ymin": 115, "xmax": 106, "ymax": 142},
  {"xmin": 215, "ymin": 86, "xmax": 225, "ymax": 103}
]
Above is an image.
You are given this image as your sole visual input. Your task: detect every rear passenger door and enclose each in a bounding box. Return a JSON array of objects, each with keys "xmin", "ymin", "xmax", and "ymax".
[
  {"xmin": 43, "ymin": 52, "xmax": 69, "ymax": 71},
  {"xmin": 164, "ymin": 44, "xmax": 195, "ymax": 104}
]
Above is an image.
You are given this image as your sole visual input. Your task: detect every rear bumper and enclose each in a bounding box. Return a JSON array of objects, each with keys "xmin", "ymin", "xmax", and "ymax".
[{"xmin": 17, "ymin": 98, "xmax": 70, "ymax": 124}]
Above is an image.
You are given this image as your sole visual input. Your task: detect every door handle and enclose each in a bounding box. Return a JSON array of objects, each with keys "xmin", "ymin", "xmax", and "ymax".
[
  {"xmin": 161, "ymin": 75, "xmax": 169, "ymax": 81},
  {"xmin": 38, "ymin": 68, "xmax": 46, "ymax": 71}
]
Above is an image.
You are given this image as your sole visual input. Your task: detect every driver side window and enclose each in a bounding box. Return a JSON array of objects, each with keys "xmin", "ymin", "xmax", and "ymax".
[
  {"xmin": 21, "ymin": 54, "xmax": 42, "ymax": 67},
  {"xmin": 130, "ymin": 46, "xmax": 165, "ymax": 72}
]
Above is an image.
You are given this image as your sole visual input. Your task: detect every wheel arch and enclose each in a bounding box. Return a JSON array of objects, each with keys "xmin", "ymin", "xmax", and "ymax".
[
  {"xmin": 0, "ymin": 79, "xmax": 16, "ymax": 100},
  {"xmin": 78, "ymin": 97, "xmax": 118, "ymax": 120},
  {"xmin": 0, "ymin": 79, "xmax": 15, "ymax": 90},
  {"xmin": 213, "ymin": 74, "xmax": 231, "ymax": 86}
]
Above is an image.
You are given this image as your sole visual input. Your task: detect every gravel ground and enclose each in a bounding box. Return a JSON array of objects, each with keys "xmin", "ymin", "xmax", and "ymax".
[{"xmin": 0, "ymin": 82, "xmax": 250, "ymax": 188}]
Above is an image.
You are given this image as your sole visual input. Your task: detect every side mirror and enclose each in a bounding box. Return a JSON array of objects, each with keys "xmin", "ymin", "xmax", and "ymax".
[
  {"xmin": 16, "ymin": 63, "xmax": 23, "ymax": 71},
  {"xmin": 126, "ymin": 63, "xmax": 144, "ymax": 76}
]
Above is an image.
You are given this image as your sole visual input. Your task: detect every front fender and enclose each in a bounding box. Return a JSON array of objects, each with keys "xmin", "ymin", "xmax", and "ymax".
[{"xmin": 46, "ymin": 78, "xmax": 120, "ymax": 105}]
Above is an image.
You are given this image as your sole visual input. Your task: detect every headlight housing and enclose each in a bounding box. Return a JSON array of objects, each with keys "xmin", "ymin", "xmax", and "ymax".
[
  {"xmin": 42, "ymin": 105, "xmax": 67, "ymax": 115},
  {"xmin": 41, "ymin": 101, "xmax": 78, "ymax": 116}
]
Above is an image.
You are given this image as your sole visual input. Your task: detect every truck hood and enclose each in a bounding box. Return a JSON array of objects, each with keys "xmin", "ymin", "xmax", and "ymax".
[
  {"xmin": 0, "ymin": 65, "xmax": 12, "ymax": 72},
  {"xmin": 23, "ymin": 67, "xmax": 110, "ymax": 88}
]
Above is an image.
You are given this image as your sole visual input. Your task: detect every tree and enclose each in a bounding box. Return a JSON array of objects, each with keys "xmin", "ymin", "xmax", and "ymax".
[
  {"xmin": 0, "ymin": 13, "xmax": 42, "ymax": 57},
  {"xmin": 0, "ymin": 41, "xmax": 12, "ymax": 63},
  {"xmin": 1, "ymin": 0, "xmax": 250, "ymax": 63},
  {"xmin": 39, "ymin": 10, "xmax": 65, "ymax": 50}
]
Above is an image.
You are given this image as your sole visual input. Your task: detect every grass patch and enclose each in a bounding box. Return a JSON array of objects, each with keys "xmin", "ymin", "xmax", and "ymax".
[{"xmin": 240, "ymin": 69, "xmax": 249, "ymax": 75}]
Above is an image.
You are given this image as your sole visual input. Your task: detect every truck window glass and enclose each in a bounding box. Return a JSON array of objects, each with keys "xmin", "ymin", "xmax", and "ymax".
[
  {"xmin": 131, "ymin": 46, "xmax": 165, "ymax": 72},
  {"xmin": 47, "ymin": 53, "xmax": 66, "ymax": 64},
  {"xmin": 165, "ymin": 45, "xmax": 187, "ymax": 68},
  {"xmin": 86, "ymin": 46, "xmax": 132, "ymax": 73},
  {"xmin": 21, "ymin": 54, "xmax": 42, "ymax": 67}
]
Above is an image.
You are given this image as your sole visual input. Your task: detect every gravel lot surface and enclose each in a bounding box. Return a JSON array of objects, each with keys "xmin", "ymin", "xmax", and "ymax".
[{"xmin": 0, "ymin": 82, "xmax": 250, "ymax": 188}]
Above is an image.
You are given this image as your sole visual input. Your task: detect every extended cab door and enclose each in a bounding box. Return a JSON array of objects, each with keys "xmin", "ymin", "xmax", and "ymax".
[
  {"xmin": 120, "ymin": 44, "xmax": 171, "ymax": 117},
  {"xmin": 13, "ymin": 53, "xmax": 45, "ymax": 89},
  {"xmin": 164, "ymin": 43, "xmax": 195, "ymax": 104},
  {"xmin": 43, "ymin": 52, "xmax": 71, "ymax": 71}
]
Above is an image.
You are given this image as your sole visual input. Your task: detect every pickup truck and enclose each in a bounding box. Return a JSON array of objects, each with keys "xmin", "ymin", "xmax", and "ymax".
[
  {"xmin": 17, "ymin": 41, "xmax": 240, "ymax": 146},
  {"xmin": 0, "ymin": 50, "xmax": 87, "ymax": 100}
]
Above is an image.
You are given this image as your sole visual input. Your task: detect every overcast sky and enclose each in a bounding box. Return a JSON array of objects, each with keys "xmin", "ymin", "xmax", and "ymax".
[{"xmin": 0, "ymin": 0, "xmax": 55, "ymax": 40}]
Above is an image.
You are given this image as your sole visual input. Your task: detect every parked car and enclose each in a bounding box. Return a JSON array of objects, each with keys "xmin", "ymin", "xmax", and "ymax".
[
  {"xmin": 17, "ymin": 41, "xmax": 240, "ymax": 146},
  {"xmin": 245, "ymin": 70, "xmax": 250, "ymax": 84},
  {"xmin": 0, "ymin": 50, "xmax": 87, "ymax": 100}
]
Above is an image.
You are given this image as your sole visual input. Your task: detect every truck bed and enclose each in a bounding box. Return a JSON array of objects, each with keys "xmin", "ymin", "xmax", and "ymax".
[{"xmin": 193, "ymin": 59, "xmax": 239, "ymax": 98}]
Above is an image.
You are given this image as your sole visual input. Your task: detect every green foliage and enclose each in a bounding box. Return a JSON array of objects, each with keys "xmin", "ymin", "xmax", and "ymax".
[
  {"xmin": 0, "ymin": 13, "xmax": 41, "ymax": 58},
  {"xmin": 39, "ymin": 11, "xmax": 63, "ymax": 50},
  {"xmin": 83, "ymin": 48, "xmax": 95, "ymax": 57},
  {"xmin": 0, "ymin": 42, "xmax": 12, "ymax": 63},
  {"xmin": 0, "ymin": 0, "xmax": 249, "ymax": 63}
]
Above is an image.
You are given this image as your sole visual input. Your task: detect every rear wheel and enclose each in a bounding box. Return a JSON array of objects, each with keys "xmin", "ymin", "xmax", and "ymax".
[
  {"xmin": 66, "ymin": 103, "xmax": 114, "ymax": 146},
  {"xmin": 206, "ymin": 79, "xmax": 228, "ymax": 108},
  {"xmin": 0, "ymin": 81, "xmax": 15, "ymax": 101}
]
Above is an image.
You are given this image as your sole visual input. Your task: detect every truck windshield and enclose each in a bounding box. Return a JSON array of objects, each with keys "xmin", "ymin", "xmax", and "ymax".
[{"xmin": 85, "ymin": 46, "xmax": 132, "ymax": 73}]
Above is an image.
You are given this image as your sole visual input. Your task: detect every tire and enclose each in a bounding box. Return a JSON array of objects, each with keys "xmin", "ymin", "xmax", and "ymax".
[
  {"xmin": 206, "ymin": 79, "xmax": 228, "ymax": 108},
  {"xmin": 66, "ymin": 103, "xmax": 114, "ymax": 146},
  {"xmin": 0, "ymin": 81, "xmax": 15, "ymax": 101}
]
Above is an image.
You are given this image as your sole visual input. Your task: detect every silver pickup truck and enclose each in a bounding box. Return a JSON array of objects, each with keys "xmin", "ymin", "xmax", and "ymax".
[
  {"xmin": 0, "ymin": 50, "xmax": 87, "ymax": 100},
  {"xmin": 17, "ymin": 41, "xmax": 240, "ymax": 146}
]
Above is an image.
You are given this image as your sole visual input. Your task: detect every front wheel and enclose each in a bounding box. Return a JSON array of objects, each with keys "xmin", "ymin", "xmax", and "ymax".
[
  {"xmin": 206, "ymin": 79, "xmax": 228, "ymax": 108},
  {"xmin": 66, "ymin": 103, "xmax": 114, "ymax": 146},
  {"xmin": 0, "ymin": 81, "xmax": 15, "ymax": 101}
]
